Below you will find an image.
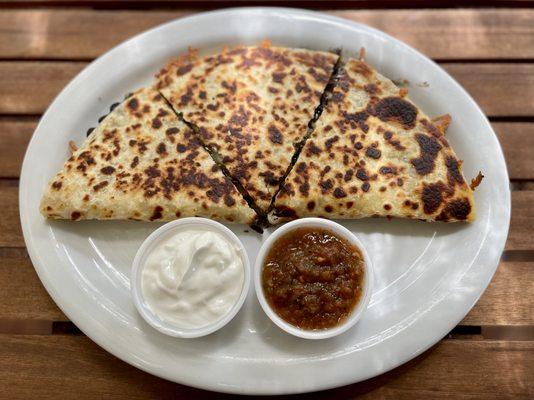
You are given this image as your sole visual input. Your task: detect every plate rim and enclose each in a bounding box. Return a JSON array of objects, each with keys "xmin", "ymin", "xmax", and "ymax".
[{"xmin": 19, "ymin": 7, "xmax": 511, "ymax": 394}]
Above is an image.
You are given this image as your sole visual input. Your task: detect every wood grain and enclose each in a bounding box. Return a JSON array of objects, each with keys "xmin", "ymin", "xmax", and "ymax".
[
  {"xmin": 0, "ymin": 10, "xmax": 188, "ymax": 60},
  {"xmin": 1, "ymin": 62, "xmax": 534, "ymax": 116},
  {"xmin": 0, "ymin": 334, "xmax": 532, "ymax": 399},
  {"xmin": 443, "ymin": 63, "xmax": 534, "ymax": 116},
  {"xmin": 2, "ymin": 120, "xmax": 532, "ymax": 179},
  {"xmin": 0, "ymin": 118, "xmax": 35, "ymax": 177},
  {"xmin": 461, "ymin": 262, "xmax": 534, "ymax": 326},
  {"xmin": 1, "ymin": 9, "xmax": 534, "ymax": 61},
  {"xmin": 0, "ymin": 184, "xmax": 23, "ymax": 248},
  {"xmin": 508, "ymin": 191, "xmax": 534, "ymax": 251},
  {"xmin": 0, "ymin": 248, "xmax": 65, "ymax": 320},
  {"xmin": 0, "ymin": 61, "xmax": 85, "ymax": 114},
  {"xmin": 493, "ymin": 122, "xmax": 534, "ymax": 180},
  {"xmin": 351, "ymin": 341, "xmax": 534, "ymax": 400},
  {"xmin": 331, "ymin": 9, "xmax": 534, "ymax": 61}
]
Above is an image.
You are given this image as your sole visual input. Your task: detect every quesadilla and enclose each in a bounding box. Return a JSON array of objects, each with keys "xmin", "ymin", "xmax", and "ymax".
[
  {"xmin": 272, "ymin": 58, "xmax": 477, "ymax": 222},
  {"xmin": 40, "ymin": 87, "xmax": 256, "ymax": 224},
  {"xmin": 155, "ymin": 45, "xmax": 339, "ymax": 212}
]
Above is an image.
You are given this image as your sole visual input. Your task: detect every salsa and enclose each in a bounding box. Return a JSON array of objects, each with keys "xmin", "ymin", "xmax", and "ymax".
[{"xmin": 262, "ymin": 227, "xmax": 365, "ymax": 330}]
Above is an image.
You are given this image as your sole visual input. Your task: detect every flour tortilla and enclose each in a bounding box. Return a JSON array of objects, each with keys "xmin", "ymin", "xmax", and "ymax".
[
  {"xmin": 155, "ymin": 45, "xmax": 338, "ymax": 211},
  {"xmin": 40, "ymin": 87, "xmax": 256, "ymax": 223},
  {"xmin": 272, "ymin": 58, "xmax": 477, "ymax": 222}
]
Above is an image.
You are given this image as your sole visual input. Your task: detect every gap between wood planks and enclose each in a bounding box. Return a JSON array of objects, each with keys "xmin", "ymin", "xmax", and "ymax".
[
  {"xmin": 3, "ymin": 57, "xmax": 534, "ymax": 64},
  {"xmin": 1, "ymin": 320, "xmax": 533, "ymax": 341},
  {"xmin": 1, "ymin": 1, "xmax": 534, "ymax": 10}
]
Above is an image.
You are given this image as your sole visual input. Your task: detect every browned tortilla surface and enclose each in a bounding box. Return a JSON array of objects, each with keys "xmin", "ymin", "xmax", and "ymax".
[
  {"xmin": 41, "ymin": 48, "xmax": 478, "ymax": 226},
  {"xmin": 272, "ymin": 58, "xmax": 476, "ymax": 223},
  {"xmin": 155, "ymin": 45, "xmax": 338, "ymax": 211},
  {"xmin": 40, "ymin": 87, "xmax": 256, "ymax": 223}
]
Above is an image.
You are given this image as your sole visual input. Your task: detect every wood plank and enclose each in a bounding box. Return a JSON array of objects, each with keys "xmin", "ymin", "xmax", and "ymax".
[
  {"xmin": 0, "ymin": 246, "xmax": 62, "ymax": 322},
  {"xmin": 0, "ymin": 10, "xmax": 187, "ymax": 60},
  {"xmin": 508, "ymin": 191, "xmax": 534, "ymax": 251},
  {"xmin": 462, "ymin": 262, "xmax": 534, "ymax": 326},
  {"xmin": 2, "ymin": 120, "xmax": 532, "ymax": 179},
  {"xmin": 331, "ymin": 9, "xmax": 534, "ymax": 61},
  {"xmin": 0, "ymin": 334, "xmax": 186, "ymax": 400},
  {"xmin": 0, "ymin": 61, "xmax": 85, "ymax": 114},
  {"xmin": 443, "ymin": 63, "xmax": 534, "ymax": 117},
  {"xmin": 0, "ymin": 183, "xmax": 23, "ymax": 248},
  {"xmin": 1, "ymin": 62, "xmax": 533, "ymax": 116},
  {"xmin": 1, "ymin": 9, "xmax": 534, "ymax": 61},
  {"xmin": 0, "ymin": 118, "xmax": 35, "ymax": 178},
  {"xmin": 4, "ymin": 185, "xmax": 533, "ymax": 249},
  {"xmin": 352, "ymin": 340, "xmax": 534, "ymax": 399},
  {"xmin": 0, "ymin": 334, "xmax": 532, "ymax": 399},
  {"xmin": 0, "ymin": 248, "xmax": 65, "ymax": 321},
  {"xmin": 493, "ymin": 122, "xmax": 534, "ymax": 180}
]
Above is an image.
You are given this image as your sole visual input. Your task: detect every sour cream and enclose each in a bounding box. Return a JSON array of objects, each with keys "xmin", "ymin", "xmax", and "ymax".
[{"xmin": 140, "ymin": 229, "xmax": 245, "ymax": 330}]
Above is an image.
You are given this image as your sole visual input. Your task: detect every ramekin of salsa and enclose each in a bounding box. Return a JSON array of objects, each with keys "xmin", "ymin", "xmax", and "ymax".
[{"xmin": 254, "ymin": 218, "xmax": 373, "ymax": 339}]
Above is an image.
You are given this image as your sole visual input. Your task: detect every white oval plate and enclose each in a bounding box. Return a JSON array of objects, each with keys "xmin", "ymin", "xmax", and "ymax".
[{"xmin": 19, "ymin": 7, "xmax": 510, "ymax": 395}]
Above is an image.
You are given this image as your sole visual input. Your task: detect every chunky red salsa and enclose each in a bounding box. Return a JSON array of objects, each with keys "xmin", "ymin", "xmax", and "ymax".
[{"xmin": 262, "ymin": 227, "xmax": 365, "ymax": 330}]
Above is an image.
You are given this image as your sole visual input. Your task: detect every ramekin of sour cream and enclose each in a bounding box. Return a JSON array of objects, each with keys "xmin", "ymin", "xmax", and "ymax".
[{"xmin": 131, "ymin": 218, "xmax": 250, "ymax": 338}]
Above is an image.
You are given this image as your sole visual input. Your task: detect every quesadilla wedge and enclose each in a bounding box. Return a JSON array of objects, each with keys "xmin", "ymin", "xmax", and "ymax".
[
  {"xmin": 272, "ymin": 58, "xmax": 477, "ymax": 222},
  {"xmin": 155, "ymin": 44, "xmax": 339, "ymax": 212},
  {"xmin": 40, "ymin": 87, "xmax": 256, "ymax": 223}
]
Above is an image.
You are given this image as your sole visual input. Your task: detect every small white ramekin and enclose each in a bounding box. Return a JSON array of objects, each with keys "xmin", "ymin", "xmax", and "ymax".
[
  {"xmin": 131, "ymin": 217, "xmax": 250, "ymax": 338},
  {"xmin": 255, "ymin": 218, "xmax": 373, "ymax": 340}
]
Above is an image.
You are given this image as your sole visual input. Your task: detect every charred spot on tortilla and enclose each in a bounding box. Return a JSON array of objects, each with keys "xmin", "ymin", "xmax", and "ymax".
[
  {"xmin": 411, "ymin": 134, "xmax": 442, "ymax": 175},
  {"xmin": 274, "ymin": 205, "xmax": 298, "ymax": 219},
  {"xmin": 150, "ymin": 206, "xmax": 164, "ymax": 220},
  {"xmin": 421, "ymin": 183, "xmax": 444, "ymax": 214},
  {"xmin": 93, "ymin": 181, "xmax": 109, "ymax": 192},
  {"xmin": 356, "ymin": 168, "xmax": 369, "ymax": 181},
  {"xmin": 447, "ymin": 198, "xmax": 471, "ymax": 220},
  {"xmin": 365, "ymin": 146, "xmax": 381, "ymax": 159},
  {"xmin": 127, "ymin": 98, "xmax": 139, "ymax": 111},
  {"xmin": 100, "ymin": 166, "xmax": 115, "ymax": 175},
  {"xmin": 333, "ymin": 187, "xmax": 347, "ymax": 198},
  {"xmin": 370, "ymin": 97, "xmax": 417, "ymax": 129},
  {"xmin": 445, "ymin": 156, "xmax": 466, "ymax": 186}
]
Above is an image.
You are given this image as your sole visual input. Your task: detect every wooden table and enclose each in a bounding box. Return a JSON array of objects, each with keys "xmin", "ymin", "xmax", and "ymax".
[{"xmin": 1, "ymin": 1, "xmax": 533, "ymax": 398}]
